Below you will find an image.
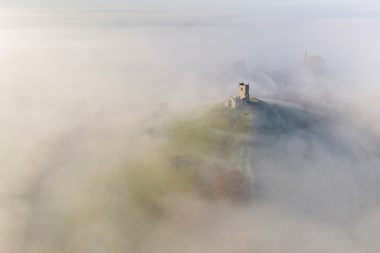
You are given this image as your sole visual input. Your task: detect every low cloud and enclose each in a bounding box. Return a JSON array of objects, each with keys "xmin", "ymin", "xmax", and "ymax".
[{"xmin": 0, "ymin": 7, "xmax": 379, "ymax": 253}]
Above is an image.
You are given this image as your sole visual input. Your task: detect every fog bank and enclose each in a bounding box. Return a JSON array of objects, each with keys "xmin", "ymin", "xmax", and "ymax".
[{"xmin": 0, "ymin": 7, "xmax": 379, "ymax": 253}]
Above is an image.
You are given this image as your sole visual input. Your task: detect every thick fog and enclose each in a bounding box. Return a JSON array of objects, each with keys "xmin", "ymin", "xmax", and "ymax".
[{"xmin": 0, "ymin": 6, "xmax": 380, "ymax": 253}]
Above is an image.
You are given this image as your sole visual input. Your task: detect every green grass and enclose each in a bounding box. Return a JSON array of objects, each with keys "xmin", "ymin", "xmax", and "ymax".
[
  {"xmin": 161, "ymin": 103, "xmax": 253, "ymax": 171},
  {"xmin": 249, "ymin": 97, "xmax": 261, "ymax": 103},
  {"xmin": 114, "ymin": 101, "xmax": 256, "ymax": 250}
]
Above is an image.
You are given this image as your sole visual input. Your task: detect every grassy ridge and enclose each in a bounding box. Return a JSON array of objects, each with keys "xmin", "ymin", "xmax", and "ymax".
[
  {"xmin": 165, "ymin": 103, "xmax": 252, "ymax": 159},
  {"xmin": 118, "ymin": 102, "xmax": 255, "ymax": 250}
]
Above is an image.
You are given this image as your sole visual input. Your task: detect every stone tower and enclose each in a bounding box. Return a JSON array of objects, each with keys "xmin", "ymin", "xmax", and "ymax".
[{"xmin": 237, "ymin": 82, "xmax": 250, "ymax": 103}]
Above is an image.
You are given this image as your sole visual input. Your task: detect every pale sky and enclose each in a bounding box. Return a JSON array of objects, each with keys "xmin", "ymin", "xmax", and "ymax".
[{"xmin": 0, "ymin": 0, "xmax": 378, "ymax": 11}]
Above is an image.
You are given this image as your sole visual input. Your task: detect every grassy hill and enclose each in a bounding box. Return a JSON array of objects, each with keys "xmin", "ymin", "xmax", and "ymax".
[{"xmin": 118, "ymin": 101, "xmax": 260, "ymax": 249}]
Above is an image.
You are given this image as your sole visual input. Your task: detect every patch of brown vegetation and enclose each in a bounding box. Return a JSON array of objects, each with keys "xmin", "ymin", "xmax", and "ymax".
[{"xmin": 213, "ymin": 169, "xmax": 251, "ymax": 202}]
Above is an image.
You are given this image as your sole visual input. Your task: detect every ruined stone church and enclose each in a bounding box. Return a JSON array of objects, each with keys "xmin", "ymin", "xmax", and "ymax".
[{"xmin": 225, "ymin": 82, "xmax": 250, "ymax": 109}]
